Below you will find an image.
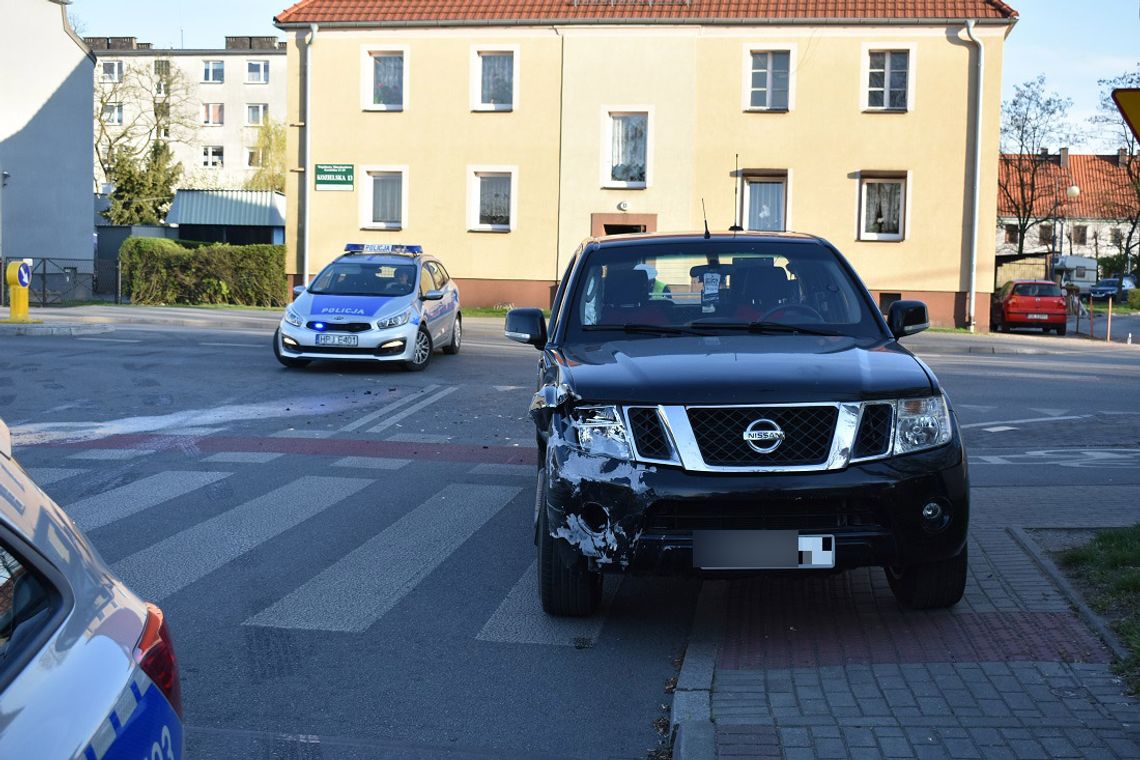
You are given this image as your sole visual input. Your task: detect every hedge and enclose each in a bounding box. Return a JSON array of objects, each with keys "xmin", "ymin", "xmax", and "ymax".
[
  {"xmin": 1130, "ymin": 287, "xmax": 1140, "ymax": 310},
  {"xmin": 119, "ymin": 237, "xmax": 288, "ymax": 307}
]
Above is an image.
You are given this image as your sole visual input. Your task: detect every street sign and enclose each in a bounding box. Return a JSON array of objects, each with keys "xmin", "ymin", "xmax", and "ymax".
[
  {"xmin": 1112, "ymin": 89, "xmax": 1140, "ymax": 144},
  {"xmin": 314, "ymin": 163, "xmax": 354, "ymax": 191},
  {"xmin": 16, "ymin": 262, "xmax": 30, "ymax": 287}
]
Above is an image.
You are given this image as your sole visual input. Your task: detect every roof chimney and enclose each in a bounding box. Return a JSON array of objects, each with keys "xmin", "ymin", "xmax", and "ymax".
[
  {"xmin": 1120, "ymin": 147, "xmax": 1130, "ymax": 166},
  {"xmin": 1040, "ymin": 147, "xmax": 1049, "ymax": 156},
  {"xmin": 1059, "ymin": 147, "xmax": 1069, "ymax": 169}
]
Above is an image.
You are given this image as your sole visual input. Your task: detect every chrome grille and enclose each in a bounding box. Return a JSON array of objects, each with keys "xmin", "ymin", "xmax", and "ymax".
[
  {"xmin": 853, "ymin": 403, "xmax": 893, "ymax": 459},
  {"xmin": 686, "ymin": 406, "xmax": 838, "ymax": 466},
  {"xmin": 628, "ymin": 407, "xmax": 672, "ymax": 460}
]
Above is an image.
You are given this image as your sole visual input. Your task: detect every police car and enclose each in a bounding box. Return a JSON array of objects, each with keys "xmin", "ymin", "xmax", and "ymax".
[
  {"xmin": 0, "ymin": 416, "xmax": 183, "ymax": 759},
  {"xmin": 274, "ymin": 244, "xmax": 462, "ymax": 371}
]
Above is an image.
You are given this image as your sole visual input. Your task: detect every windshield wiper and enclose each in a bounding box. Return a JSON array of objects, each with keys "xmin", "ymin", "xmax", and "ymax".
[
  {"xmin": 687, "ymin": 320, "xmax": 841, "ymax": 337},
  {"xmin": 583, "ymin": 323, "xmax": 700, "ymax": 336}
]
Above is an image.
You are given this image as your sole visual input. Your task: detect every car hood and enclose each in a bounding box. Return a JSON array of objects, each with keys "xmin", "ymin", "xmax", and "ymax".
[
  {"xmin": 293, "ymin": 292, "xmax": 407, "ymax": 319},
  {"xmin": 556, "ymin": 335, "xmax": 935, "ymax": 405}
]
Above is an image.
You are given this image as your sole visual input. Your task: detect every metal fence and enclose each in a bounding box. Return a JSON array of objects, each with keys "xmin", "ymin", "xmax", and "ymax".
[{"xmin": 0, "ymin": 257, "xmax": 120, "ymax": 307}]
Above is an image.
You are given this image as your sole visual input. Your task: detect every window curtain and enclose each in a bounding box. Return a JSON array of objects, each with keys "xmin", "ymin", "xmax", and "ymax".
[
  {"xmin": 481, "ymin": 53, "xmax": 513, "ymax": 105},
  {"xmin": 479, "ymin": 175, "xmax": 511, "ymax": 225},
  {"xmin": 865, "ymin": 182, "xmax": 902, "ymax": 234},
  {"xmin": 374, "ymin": 55, "xmax": 403, "ymax": 107},
  {"xmin": 611, "ymin": 114, "xmax": 647, "ymax": 183},
  {"xmin": 747, "ymin": 181, "xmax": 785, "ymax": 231},
  {"xmin": 372, "ymin": 174, "xmax": 402, "ymax": 225}
]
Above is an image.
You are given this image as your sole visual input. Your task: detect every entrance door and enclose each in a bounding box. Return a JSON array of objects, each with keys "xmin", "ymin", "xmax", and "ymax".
[{"xmin": 591, "ymin": 213, "xmax": 657, "ymax": 237}]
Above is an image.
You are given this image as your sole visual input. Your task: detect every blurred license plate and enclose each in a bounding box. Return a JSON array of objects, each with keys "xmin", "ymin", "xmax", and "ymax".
[
  {"xmin": 316, "ymin": 334, "xmax": 358, "ymax": 346},
  {"xmin": 692, "ymin": 531, "xmax": 835, "ymax": 569},
  {"xmin": 1027, "ymin": 313, "xmax": 1048, "ymax": 320}
]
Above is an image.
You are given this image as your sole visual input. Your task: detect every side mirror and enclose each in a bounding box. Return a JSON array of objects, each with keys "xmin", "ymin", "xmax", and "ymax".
[
  {"xmin": 422, "ymin": 289, "xmax": 445, "ymax": 301},
  {"xmin": 887, "ymin": 300, "xmax": 929, "ymax": 338},
  {"xmin": 0, "ymin": 418, "xmax": 11, "ymax": 460},
  {"xmin": 293, "ymin": 285, "xmax": 306, "ymax": 297},
  {"xmin": 505, "ymin": 307, "xmax": 547, "ymax": 348}
]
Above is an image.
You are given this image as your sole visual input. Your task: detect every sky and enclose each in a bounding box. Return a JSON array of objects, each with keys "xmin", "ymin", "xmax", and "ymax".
[{"xmin": 69, "ymin": 0, "xmax": 1139, "ymax": 150}]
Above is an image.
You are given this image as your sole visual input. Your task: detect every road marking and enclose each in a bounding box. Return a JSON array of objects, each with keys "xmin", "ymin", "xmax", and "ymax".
[
  {"xmin": 244, "ymin": 483, "xmax": 520, "ymax": 632},
  {"xmin": 331, "ymin": 456, "xmax": 410, "ymax": 470},
  {"xmin": 971, "ymin": 448, "xmax": 1140, "ymax": 468},
  {"xmin": 493, "ymin": 385, "xmax": 525, "ymax": 392},
  {"xmin": 469, "ymin": 463, "xmax": 535, "ymax": 478},
  {"xmin": 955, "ymin": 404, "xmax": 998, "ymax": 414},
  {"xmin": 270, "ymin": 429, "xmax": 334, "ymax": 439},
  {"xmin": 68, "ymin": 448, "xmax": 153, "ymax": 461},
  {"xmin": 384, "ymin": 433, "xmax": 452, "ymax": 443},
  {"xmin": 960, "ymin": 415, "xmax": 1088, "ymax": 429},
  {"xmin": 200, "ymin": 342, "xmax": 261, "ymax": 348},
  {"xmin": 76, "ymin": 337, "xmax": 141, "ymax": 343},
  {"xmin": 337, "ymin": 384, "xmax": 439, "ymax": 433},
  {"xmin": 466, "ymin": 341, "xmax": 531, "ymax": 350},
  {"xmin": 67, "ymin": 471, "xmax": 231, "ymax": 531},
  {"xmin": 982, "ymin": 426, "xmax": 1018, "ymax": 433},
  {"xmin": 1028, "ymin": 408, "xmax": 1069, "ymax": 417},
  {"xmin": 365, "ymin": 386, "xmax": 458, "ymax": 435},
  {"xmin": 203, "ymin": 452, "xmax": 284, "ymax": 464},
  {"xmin": 114, "ymin": 475, "xmax": 371, "ymax": 601},
  {"xmin": 24, "ymin": 467, "xmax": 87, "ymax": 485},
  {"xmin": 476, "ymin": 560, "xmax": 620, "ymax": 645}
]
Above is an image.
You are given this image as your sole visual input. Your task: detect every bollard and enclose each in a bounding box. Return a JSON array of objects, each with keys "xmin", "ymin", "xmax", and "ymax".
[
  {"xmin": 3, "ymin": 260, "xmax": 31, "ymax": 322},
  {"xmin": 1129, "ymin": 333, "xmax": 1133, "ymax": 345},
  {"xmin": 1107, "ymin": 296, "xmax": 1113, "ymax": 343}
]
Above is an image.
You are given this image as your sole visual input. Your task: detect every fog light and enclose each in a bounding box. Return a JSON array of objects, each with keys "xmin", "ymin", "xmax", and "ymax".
[
  {"xmin": 922, "ymin": 502, "xmax": 943, "ymax": 521},
  {"xmin": 578, "ymin": 502, "xmax": 610, "ymax": 535},
  {"xmin": 282, "ymin": 335, "xmax": 300, "ymax": 348},
  {"xmin": 381, "ymin": 340, "xmax": 404, "ymax": 350}
]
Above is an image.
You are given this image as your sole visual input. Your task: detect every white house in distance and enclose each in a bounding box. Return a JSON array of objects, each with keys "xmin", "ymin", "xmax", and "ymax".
[
  {"xmin": 0, "ymin": 0, "xmax": 95, "ymax": 285},
  {"xmin": 84, "ymin": 36, "xmax": 287, "ymax": 190}
]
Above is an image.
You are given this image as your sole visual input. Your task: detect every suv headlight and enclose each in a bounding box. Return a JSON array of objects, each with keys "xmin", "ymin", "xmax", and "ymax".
[
  {"xmin": 893, "ymin": 395, "xmax": 952, "ymax": 455},
  {"xmin": 377, "ymin": 307, "xmax": 413, "ymax": 329},
  {"xmin": 284, "ymin": 307, "xmax": 304, "ymax": 327},
  {"xmin": 569, "ymin": 405, "xmax": 632, "ymax": 459}
]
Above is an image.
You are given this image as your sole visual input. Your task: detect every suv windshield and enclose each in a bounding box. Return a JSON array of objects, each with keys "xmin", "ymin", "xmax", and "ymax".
[
  {"xmin": 309, "ymin": 262, "xmax": 416, "ymax": 296},
  {"xmin": 1012, "ymin": 283, "xmax": 1062, "ymax": 297},
  {"xmin": 1096, "ymin": 279, "xmax": 1119, "ymax": 288},
  {"xmin": 564, "ymin": 241, "xmax": 883, "ymax": 339}
]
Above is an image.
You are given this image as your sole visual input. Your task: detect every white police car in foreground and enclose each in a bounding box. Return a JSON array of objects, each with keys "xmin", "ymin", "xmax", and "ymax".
[
  {"xmin": 0, "ymin": 417, "xmax": 183, "ymax": 760},
  {"xmin": 274, "ymin": 244, "xmax": 462, "ymax": 371}
]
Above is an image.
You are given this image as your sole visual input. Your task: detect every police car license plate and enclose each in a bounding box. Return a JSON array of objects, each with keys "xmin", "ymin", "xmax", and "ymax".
[
  {"xmin": 1027, "ymin": 313, "xmax": 1048, "ymax": 320},
  {"xmin": 316, "ymin": 334, "xmax": 358, "ymax": 347},
  {"xmin": 692, "ymin": 531, "xmax": 836, "ymax": 570}
]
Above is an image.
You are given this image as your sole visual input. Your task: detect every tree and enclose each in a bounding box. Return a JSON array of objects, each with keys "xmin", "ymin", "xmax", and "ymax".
[
  {"xmin": 1089, "ymin": 67, "xmax": 1140, "ymax": 277},
  {"xmin": 998, "ymin": 75, "xmax": 1077, "ymax": 256},
  {"xmin": 104, "ymin": 141, "xmax": 182, "ymax": 225},
  {"xmin": 244, "ymin": 120, "xmax": 287, "ymax": 193}
]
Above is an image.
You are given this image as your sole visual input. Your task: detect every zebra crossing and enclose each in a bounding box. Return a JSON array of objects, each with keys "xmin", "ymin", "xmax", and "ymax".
[{"xmin": 24, "ymin": 447, "xmax": 623, "ymax": 646}]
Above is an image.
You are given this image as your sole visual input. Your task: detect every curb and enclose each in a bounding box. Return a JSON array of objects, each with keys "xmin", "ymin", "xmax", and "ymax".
[
  {"xmin": 1008, "ymin": 526, "xmax": 1129, "ymax": 662},
  {"xmin": 0, "ymin": 322, "xmax": 114, "ymax": 336},
  {"xmin": 671, "ymin": 580, "xmax": 726, "ymax": 760}
]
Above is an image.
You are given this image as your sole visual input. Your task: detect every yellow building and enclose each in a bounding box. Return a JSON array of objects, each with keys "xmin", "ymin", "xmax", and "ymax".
[{"xmin": 274, "ymin": 0, "xmax": 1018, "ymax": 328}]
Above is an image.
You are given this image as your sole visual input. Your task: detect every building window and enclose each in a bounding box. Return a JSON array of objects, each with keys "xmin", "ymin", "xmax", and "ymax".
[
  {"xmin": 366, "ymin": 50, "xmax": 405, "ymax": 111},
  {"xmin": 468, "ymin": 167, "xmax": 517, "ymax": 232},
  {"xmin": 1111, "ymin": 227, "xmax": 1124, "ymax": 247},
  {"xmin": 361, "ymin": 169, "xmax": 406, "ymax": 230},
  {"xmin": 1072, "ymin": 224, "xmax": 1088, "ymax": 246},
  {"xmin": 202, "ymin": 103, "xmax": 224, "ymax": 126},
  {"xmin": 859, "ymin": 175, "xmax": 906, "ymax": 241},
  {"xmin": 154, "ymin": 59, "xmax": 170, "ymax": 77},
  {"xmin": 1038, "ymin": 223, "xmax": 1055, "ymax": 246},
  {"xmin": 747, "ymin": 51, "xmax": 790, "ymax": 110},
  {"xmin": 247, "ymin": 60, "xmax": 270, "ymax": 84},
  {"xmin": 246, "ymin": 103, "xmax": 268, "ymax": 126},
  {"xmin": 203, "ymin": 60, "xmax": 225, "ymax": 83},
  {"xmin": 472, "ymin": 48, "xmax": 516, "ymax": 111},
  {"xmin": 605, "ymin": 111, "xmax": 650, "ymax": 189},
  {"xmin": 202, "ymin": 146, "xmax": 224, "ymax": 168},
  {"xmin": 246, "ymin": 148, "xmax": 263, "ymax": 167},
  {"xmin": 743, "ymin": 176, "xmax": 787, "ymax": 232},
  {"xmin": 101, "ymin": 103, "xmax": 124, "ymax": 125},
  {"xmin": 1004, "ymin": 224, "xmax": 1020, "ymax": 244},
  {"xmin": 867, "ymin": 50, "xmax": 909, "ymax": 110},
  {"xmin": 101, "ymin": 61, "xmax": 123, "ymax": 83}
]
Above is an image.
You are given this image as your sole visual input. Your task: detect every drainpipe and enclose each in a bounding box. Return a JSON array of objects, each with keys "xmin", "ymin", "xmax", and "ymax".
[
  {"xmin": 301, "ymin": 23, "xmax": 318, "ymax": 285},
  {"xmin": 964, "ymin": 20, "xmax": 984, "ymax": 332}
]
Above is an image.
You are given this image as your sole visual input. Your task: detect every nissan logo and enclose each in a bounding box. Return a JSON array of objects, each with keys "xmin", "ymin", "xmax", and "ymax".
[{"xmin": 742, "ymin": 418, "xmax": 785, "ymax": 454}]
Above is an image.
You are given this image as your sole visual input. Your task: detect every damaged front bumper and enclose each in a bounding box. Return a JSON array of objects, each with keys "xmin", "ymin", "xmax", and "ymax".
[{"xmin": 542, "ymin": 433, "xmax": 969, "ymax": 575}]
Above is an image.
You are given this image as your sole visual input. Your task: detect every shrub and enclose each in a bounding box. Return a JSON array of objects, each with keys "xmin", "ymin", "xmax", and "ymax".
[
  {"xmin": 1129, "ymin": 288, "xmax": 1140, "ymax": 310},
  {"xmin": 119, "ymin": 237, "xmax": 288, "ymax": 307}
]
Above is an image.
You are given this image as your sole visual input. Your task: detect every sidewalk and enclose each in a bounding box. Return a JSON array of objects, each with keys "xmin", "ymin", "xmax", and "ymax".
[{"xmin": 673, "ymin": 488, "xmax": 1140, "ymax": 759}]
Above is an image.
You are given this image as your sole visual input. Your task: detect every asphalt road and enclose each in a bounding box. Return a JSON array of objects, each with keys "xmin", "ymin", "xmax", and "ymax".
[{"xmin": 1, "ymin": 318, "xmax": 1138, "ymax": 759}]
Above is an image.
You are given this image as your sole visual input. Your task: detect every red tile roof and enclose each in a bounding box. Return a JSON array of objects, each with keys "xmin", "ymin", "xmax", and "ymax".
[
  {"xmin": 275, "ymin": 0, "xmax": 1017, "ymax": 25},
  {"xmin": 999, "ymin": 153, "xmax": 1140, "ymax": 221}
]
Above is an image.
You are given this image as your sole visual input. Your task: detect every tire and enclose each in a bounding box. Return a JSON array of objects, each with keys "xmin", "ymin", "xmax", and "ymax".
[
  {"xmin": 273, "ymin": 329, "xmax": 311, "ymax": 369},
  {"xmin": 402, "ymin": 327, "xmax": 433, "ymax": 372},
  {"xmin": 537, "ymin": 469, "xmax": 603, "ymax": 617},
  {"xmin": 886, "ymin": 544, "xmax": 967, "ymax": 610},
  {"xmin": 442, "ymin": 314, "xmax": 462, "ymax": 355},
  {"xmin": 1056, "ymin": 324, "xmax": 1067, "ymax": 336}
]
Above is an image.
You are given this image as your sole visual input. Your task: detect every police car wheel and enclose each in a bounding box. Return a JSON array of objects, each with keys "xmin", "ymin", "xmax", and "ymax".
[
  {"xmin": 403, "ymin": 328, "xmax": 433, "ymax": 371},
  {"xmin": 442, "ymin": 315, "xmax": 462, "ymax": 355},
  {"xmin": 273, "ymin": 329, "xmax": 310, "ymax": 368}
]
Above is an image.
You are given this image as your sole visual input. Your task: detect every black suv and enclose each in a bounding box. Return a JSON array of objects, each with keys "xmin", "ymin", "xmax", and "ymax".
[{"xmin": 506, "ymin": 233, "xmax": 968, "ymax": 616}]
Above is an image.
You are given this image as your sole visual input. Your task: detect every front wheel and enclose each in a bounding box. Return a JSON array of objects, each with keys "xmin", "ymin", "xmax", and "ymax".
[
  {"xmin": 402, "ymin": 327, "xmax": 433, "ymax": 371},
  {"xmin": 886, "ymin": 544, "xmax": 967, "ymax": 610},
  {"xmin": 442, "ymin": 314, "xmax": 462, "ymax": 355},
  {"xmin": 273, "ymin": 329, "xmax": 311, "ymax": 368},
  {"xmin": 537, "ymin": 469, "xmax": 603, "ymax": 617}
]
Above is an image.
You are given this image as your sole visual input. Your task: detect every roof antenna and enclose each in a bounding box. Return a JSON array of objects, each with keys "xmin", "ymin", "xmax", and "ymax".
[
  {"xmin": 702, "ymin": 198, "xmax": 711, "ymax": 239},
  {"xmin": 729, "ymin": 153, "xmax": 744, "ymax": 232}
]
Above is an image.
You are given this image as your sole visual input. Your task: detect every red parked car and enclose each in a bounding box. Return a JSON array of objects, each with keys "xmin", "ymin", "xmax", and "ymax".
[{"xmin": 991, "ymin": 280, "xmax": 1068, "ymax": 335}]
